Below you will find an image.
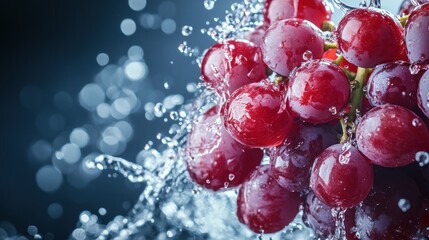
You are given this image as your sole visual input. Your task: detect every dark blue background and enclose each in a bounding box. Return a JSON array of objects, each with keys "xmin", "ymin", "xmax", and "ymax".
[{"xmin": 0, "ymin": 1, "xmax": 230, "ymax": 239}]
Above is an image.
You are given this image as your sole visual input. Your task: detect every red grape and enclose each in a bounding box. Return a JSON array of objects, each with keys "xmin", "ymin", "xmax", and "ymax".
[
  {"xmin": 264, "ymin": 0, "xmax": 332, "ymax": 28},
  {"xmin": 418, "ymin": 69, "xmax": 429, "ymax": 118},
  {"xmin": 405, "ymin": 3, "xmax": 429, "ymax": 65},
  {"xmin": 186, "ymin": 106, "xmax": 263, "ymax": 191},
  {"xmin": 355, "ymin": 168, "xmax": 422, "ymax": 240},
  {"xmin": 269, "ymin": 123, "xmax": 338, "ymax": 192},
  {"xmin": 237, "ymin": 165, "xmax": 301, "ymax": 233},
  {"xmin": 356, "ymin": 104, "xmax": 429, "ymax": 167},
  {"xmin": 261, "ymin": 18, "xmax": 324, "ymax": 77},
  {"xmin": 287, "ymin": 60, "xmax": 350, "ymax": 124},
  {"xmin": 303, "ymin": 191, "xmax": 357, "ymax": 239},
  {"xmin": 310, "ymin": 144, "xmax": 373, "ymax": 208},
  {"xmin": 243, "ymin": 25, "xmax": 267, "ymax": 47},
  {"xmin": 223, "ymin": 80, "xmax": 294, "ymax": 148},
  {"xmin": 336, "ymin": 8, "xmax": 405, "ymax": 68},
  {"xmin": 366, "ymin": 61, "xmax": 421, "ymax": 110},
  {"xmin": 201, "ymin": 39, "xmax": 266, "ymax": 97}
]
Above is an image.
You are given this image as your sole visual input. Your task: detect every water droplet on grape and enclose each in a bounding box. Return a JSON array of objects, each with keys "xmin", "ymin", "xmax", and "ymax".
[
  {"xmin": 398, "ymin": 198, "xmax": 411, "ymax": 212},
  {"xmin": 181, "ymin": 25, "xmax": 193, "ymax": 36},
  {"xmin": 416, "ymin": 151, "xmax": 429, "ymax": 167},
  {"xmin": 302, "ymin": 50, "xmax": 313, "ymax": 61},
  {"xmin": 228, "ymin": 173, "xmax": 235, "ymax": 181},
  {"xmin": 329, "ymin": 106, "xmax": 337, "ymax": 115},
  {"xmin": 412, "ymin": 118, "xmax": 422, "ymax": 127},
  {"xmin": 410, "ymin": 62, "xmax": 423, "ymax": 75}
]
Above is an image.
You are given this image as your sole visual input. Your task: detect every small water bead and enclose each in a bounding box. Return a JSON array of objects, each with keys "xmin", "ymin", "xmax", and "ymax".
[
  {"xmin": 204, "ymin": 0, "xmax": 216, "ymax": 10},
  {"xmin": 412, "ymin": 118, "xmax": 422, "ymax": 127},
  {"xmin": 98, "ymin": 208, "xmax": 107, "ymax": 216},
  {"xmin": 410, "ymin": 62, "xmax": 424, "ymax": 75},
  {"xmin": 359, "ymin": 0, "xmax": 368, "ymax": 7},
  {"xmin": 398, "ymin": 198, "xmax": 411, "ymax": 212},
  {"xmin": 416, "ymin": 151, "xmax": 429, "ymax": 166},
  {"xmin": 181, "ymin": 25, "xmax": 193, "ymax": 36},
  {"xmin": 27, "ymin": 225, "xmax": 38, "ymax": 236},
  {"xmin": 329, "ymin": 106, "xmax": 337, "ymax": 115},
  {"xmin": 228, "ymin": 173, "xmax": 235, "ymax": 181},
  {"xmin": 302, "ymin": 50, "xmax": 313, "ymax": 61},
  {"xmin": 169, "ymin": 111, "xmax": 179, "ymax": 121}
]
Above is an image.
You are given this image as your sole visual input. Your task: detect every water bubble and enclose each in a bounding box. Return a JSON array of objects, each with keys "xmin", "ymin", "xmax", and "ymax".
[
  {"xmin": 302, "ymin": 50, "xmax": 313, "ymax": 61},
  {"xmin": 398, "ymin": 198, "xmax": 411, "ymax": 212},
  {"xmin": 204, "ymin": 0, "xmax": 216, "ymax": 10},
  {"xmin": 359, "ymin": 0, "xmax": 368, "ymax": 7},
  {"xmin": 410, "ymin": 63, "xmax": 423, "ymax": 75},
  {"xmin": 48, "ymin": 203, "xmax": 63, "ymax": 219},
  {"xmin": 416, "ymin": 151, "xmax": 429, "ymax": 167},
  {"xmin": 30, "ymin": 140, "xmax": 52, "ymax": 161},
  {"xmin": 79, "ymin": 83, "xmax": 105, "ymax": 111},
  {"xmin": 27, "ymin": 225, "xmax": 38, "ymax": 236},
  {"xmin": 128, "ymin": 0, "xmax": 146, "ymax": 11},
  {"xmin": 128, "ymin": 45, "xmax": 144, "ymax": 60},
  {"xmin": 412, "ymin": 118, "xmax": 422, "ymax": 127},
  {"xmin": 161, "ymin": 18, "xmax": 176, "ymax": 34},
  {"xmin": 36, "ymin": 165, "xmax": 63, "ymax": 192},
  {"xmin": 164, "ymin": 82, "xmax": 170, "ymax": 89},
  {"xmin": 169, "ymin": 111, "xmax": 179, "ymax": 120},
  {"xmin": 98, "ymin": 208, "xmax": 107, "ymax": 216},
  {"xmin": 124, "ymin": 61, "xmax": 147, "ymax": 81},
  {"xmin": 96, "ymin": 53, "xmax": 109, "ymax": 66},
  {"xmin": 70, "ymin": 128, "xmax": 90, "ymax": 148},
  {"xmin": 228, "ymin": 174, "xmax": 235, "ymax": 181},
  {"xmin": 120, "ymin": 18, "xmax": 137, "ymax": 36},
  {"xmin": 181, "ymin": 25, "xmax": 193, "ymax": 36}
]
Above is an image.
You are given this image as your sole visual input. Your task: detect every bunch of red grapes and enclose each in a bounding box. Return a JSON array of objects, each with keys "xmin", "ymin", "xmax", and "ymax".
[{"xmin": 185, "ymin": 0, "xmax": 429, "ymax": 238}]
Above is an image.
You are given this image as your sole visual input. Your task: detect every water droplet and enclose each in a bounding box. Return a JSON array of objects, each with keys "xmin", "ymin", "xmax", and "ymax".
[
  {"xmin": 359, "ymin": 0, "xmax": 367, "ymax": 7},
  {"xmin": 412, "ymin": 118, "xmax": 422, "ymax": 127},
  {"xmin": 329, "ymin": 106, "xmax": 337, "ymax": 115},
  {"xmin": 169, "ymin": 111, "xmax": 179, "ymax": 120},
  {"xmin": 181, "ymin": 25, "xmax": 193, "ymax": 36},
  {"xmin": 398, "ymin": 198, "xmax": 411, "ymax": 212},
  {"xmin": 302, "ymin": 50, "xmax": 313, "ymax": 61},
  {"xmin": 163, "ymin": 82, "xmax": 170, "ymax": 89},
  {"xmin": 204, "ymin": 0, "xmax": 216, "ymax": 10},
  {"xmin": 416, "ymin": 151, "xmax": 429, "ymax": 167},
  {"xmin": 228, "ymin": 173, "xmax": 235, "ymax": 181},
  {"xmin": 410, "ymin": 63, "xmax": 423, "ymax": 75}
]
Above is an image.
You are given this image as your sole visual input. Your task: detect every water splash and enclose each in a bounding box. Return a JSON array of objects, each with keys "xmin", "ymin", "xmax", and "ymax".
[{"xmin": 331, "ymin": 0, "xmax": 355, "ymax": 13}]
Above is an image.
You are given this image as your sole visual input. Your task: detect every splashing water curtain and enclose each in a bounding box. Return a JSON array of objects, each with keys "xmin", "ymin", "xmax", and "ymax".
[{"xmin": 16, "ymin": 0, "xmax": 429, "ymax": 239}]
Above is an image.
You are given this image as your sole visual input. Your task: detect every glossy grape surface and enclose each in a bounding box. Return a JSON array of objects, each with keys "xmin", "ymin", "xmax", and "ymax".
[
  {"xmin": 264, "ymin": 0, "xmax": 332, "ymax": 28},
  {"xmin": 336, "ymin": 8, "xmax": 404, "ymax": 68},
  {"xmin": 357, "ymin": 104, "xmax": 429, "ymax": 167},
  {"xmin": 223, "ymin": 80, "xmax": 294, "ymax": 148},
  {"xmin": 355, "ymin": 168, "xmax": 422, "ymax": 240},
  {"xmin": 261, "ymin": 18, "xmax": 324, "ymax": 77},
  {"xmin": 270, "ymin": 123, "xmax": 338, "ymax": 192},
  {"xmin": 201, "ymin": 39, "xmax": 266, "ymax": 97},
  {"xmin": 405, "ymin": 3, "xmax": 429, "ymax": 65},
  {"xmin": 418, "ymin": 69, "xmax": 429, "ymax": 118},
  {"xmin": 287, "ymin": 60, "xmax": 350, "ymax": 124},
  {"xmin": 303, "ymin": 191, "xmax": 356, "ymax": 239},
  {"xmin": 310, "ymin": 144, "xmax": 373, "ymax": 208},
  {"xmin": 186, "ymin": 106, "xmax": 263, "ymax": 191},
  {"xmin": 237, "ymin": 165, "xmax": 301, "ymax": 233},
  {"xmin": 366, "ymin": 61, "xmax": 420, "ymax": 110}
]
